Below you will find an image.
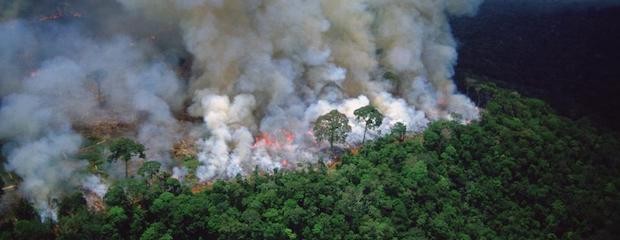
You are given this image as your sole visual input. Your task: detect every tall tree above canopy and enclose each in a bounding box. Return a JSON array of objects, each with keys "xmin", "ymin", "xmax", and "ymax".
[
  {"xmin": 391, "ymin": 122, "xmax": 407, "ymax": 142},
  {"xmin": 108, "ymin": 138, "xmax": 145, "ymax": 178},
  {"xmin": 138, "ymin": 161, "xmax": 161, "ymax": 179},
  {"xmin": 354, "ymin": 105, "xmax": 384, "ymax": 144},
  {"xmin": 313, "ymin": 110, "xmax": 352, "ymax": 153}
]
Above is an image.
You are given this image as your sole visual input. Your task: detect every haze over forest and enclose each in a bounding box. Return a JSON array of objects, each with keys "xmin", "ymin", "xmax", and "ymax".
[{"xmin": 1, "ymin": 0, "xmax": 619, "ymax": 239}]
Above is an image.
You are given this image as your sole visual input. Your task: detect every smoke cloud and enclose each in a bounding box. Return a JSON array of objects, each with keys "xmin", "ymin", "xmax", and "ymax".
[{"xmin": 0, "ymin": 0, "xmax": 482, "ymax": 218}]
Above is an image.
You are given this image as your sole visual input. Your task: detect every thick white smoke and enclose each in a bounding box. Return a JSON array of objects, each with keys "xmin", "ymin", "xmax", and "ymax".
[
  {"xmin": 0, "ymin": 0, "xmax": 483, "ymax": 218},
  {"xmin": 0, "ymin": 20, "xmax": 183, "ymax": 219},
  {"xmin": 118, "ymin": 0, "xmax": 482, "ymax": 180}
]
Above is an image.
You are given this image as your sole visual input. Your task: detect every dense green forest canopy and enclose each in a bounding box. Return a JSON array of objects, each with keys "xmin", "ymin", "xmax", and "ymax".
[{"xmin": 1, "ymin": 83, "xmax": 619, "ymax": 239}]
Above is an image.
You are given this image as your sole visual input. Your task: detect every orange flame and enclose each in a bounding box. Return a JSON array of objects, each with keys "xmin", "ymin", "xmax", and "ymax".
[
  {"xmin": 284, "ymin": 130, "xmax": 295, "ymax": 143},
  {"xmin": 251, "ymin": 130, "xmax": 298, "ymax": 149},
  {"xmin": 252, "ymin": 132, "xmax": 278, "ymax": 148},
  {"xmin": 281, "ymin": 159, "xmax": 289, "ymax": 168}
]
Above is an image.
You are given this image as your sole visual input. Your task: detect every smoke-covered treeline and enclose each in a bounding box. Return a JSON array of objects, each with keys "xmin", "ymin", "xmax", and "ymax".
[
  {"xmin": 2, "ymin": 83, "xmax": 619, "ymax": 239},
  {"xmin": 1, "ymin": 0, "xmax": 482, "ymax": 219}
]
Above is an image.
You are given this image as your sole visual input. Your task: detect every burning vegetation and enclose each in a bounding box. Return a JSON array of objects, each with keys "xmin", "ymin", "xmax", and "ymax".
[
  {"xmin": 172, "ymin": 138, "xmax": 197, "ymax": 160},
  {"xmin": 0, "ymin": 1, "xmax": 619, "ymax": 239},
  {"xmin": 74, "ymin": 120, "xmax": 135, "ymax": 139},
  {"xmin": 0, "ymin": 0, "xmax": 485, "ymax": 224}
]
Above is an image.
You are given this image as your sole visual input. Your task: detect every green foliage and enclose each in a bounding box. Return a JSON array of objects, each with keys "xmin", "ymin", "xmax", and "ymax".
[
  {"xmin": 108, "ymin": 138, "xmax": 146, "ymax": 162},
  {"xmin": 108, "ymin": 138, "xmax": 146, "ymax": 178},
  {"xmin": 58, "ymin": 192, "xmax": 87, "ymax": 216},
  {"xmin": 391, "ymin": 122, "xmax": 407, "ymax": 141},
  {"xmin": 354, "ymin": 105, "xmax": 384, "ymax": 144},
  {"xmin": 12, "ymin": 220, "xmax": 54, "ymax": 240},
  {"xmin": 105, "ymin": 206, "xmax": 129, "ymax": 239},
  {"xmin": 313, "ymin": 110, "xmax": 352, "ymax": 152},
  {"xmin": 57, "ymin": 209, "xmax": 105, "ymax": 240},
  {"xmin": 182, "ymin": 156, "xmax": 200, "ymax": 185},
  {"xmin": 78, "ymin": 137, "xmax": 107, "ymax": 175},
  {"xmin": 7, "ymin": 83, "xmax": 620, "ymax": 239},
  {"xmin": 140, "ymin": 223, "xmax": 171, "ymax": 240},
  {"xmin": 138, "ymin": 161, "xmax": 162, "ymax": 179},
  {"xmin": 0, "ymin": 201, "xmax": 53, "ymax": 240}
]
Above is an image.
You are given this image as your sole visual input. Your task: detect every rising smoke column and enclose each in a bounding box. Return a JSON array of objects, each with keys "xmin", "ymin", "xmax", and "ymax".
[
  {"xmin": 0, "ymin": 19, "xmax": 184, "ymax": 219},
  {"xmin": 0, "ymin": 0, "xmax": 483, "ymax": 219},
  {"xmin": 118, "ymin": 0, "xmax": 483, "ymax": 181}
]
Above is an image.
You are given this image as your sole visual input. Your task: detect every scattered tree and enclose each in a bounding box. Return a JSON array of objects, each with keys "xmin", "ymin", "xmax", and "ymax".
[
  {"xmin": 313, "ymin": 110, "xmax": 352, "ymax": 153},
  {"xmin": 138, "ymin": 161, "xmax": 161, "ymax": 179},
  {"xmin": 391, "ymin": 122, "xmax": 407, "ymax": 142},
  {"xmin": 108, "ymin": 138, "xmax": 145, "ymax": 178},
  {"xmin": 6, "ymin": 83, "xmax": 620, "ymax": 240},
  {"xmin": 354, "ymin": 105, "xmax": 384, "ymax": 144}
]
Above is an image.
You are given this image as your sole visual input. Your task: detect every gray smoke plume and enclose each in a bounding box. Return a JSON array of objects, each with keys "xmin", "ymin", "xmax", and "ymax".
[
  {"xmin": 0, "ymin": 0, "xmax": 483, "ymax": 218},
  {"xmin": 118, "ymin": 0, "xmax": 482, "ymax": 180},
  {"xmin": 0, "ymin": 18, "xmax": 184, "ymax": 219}
]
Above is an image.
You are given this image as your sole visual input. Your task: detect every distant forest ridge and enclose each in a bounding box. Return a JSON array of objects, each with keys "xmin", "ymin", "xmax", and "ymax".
[
  {"xmin": 481, "ymin": 0, "xmax": 620, "ymax": 13},
  {"xmin": 453, "ymin": 2, "xmax": 620, "ymax": 131}
]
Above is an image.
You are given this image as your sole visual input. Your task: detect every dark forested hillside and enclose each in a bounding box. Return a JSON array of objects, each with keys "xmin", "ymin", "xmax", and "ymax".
[
  {"xmin": 452, "ymin": 2, "xmax": 620, "ymax": 131},
  {"xmin": 1, "ymin": 83, "xmax": 619, "ymax": 239}
]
